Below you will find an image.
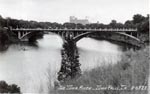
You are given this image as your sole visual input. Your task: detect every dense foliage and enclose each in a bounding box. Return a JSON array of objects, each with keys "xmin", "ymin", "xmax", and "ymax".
[
  {"xmin": 0, "ymin": 27, "xmax": 9, "ymax": 51},
  {"xmin": 0, "ymin": 81, "xmax": 20, "ymax": 93},
  {"xmin": 0, "ymin": 27, "xmax": 9, "ymax": 44},
  {"xmin": 0, "ymin": 14, "xmax": 149, "ymax": 33}
]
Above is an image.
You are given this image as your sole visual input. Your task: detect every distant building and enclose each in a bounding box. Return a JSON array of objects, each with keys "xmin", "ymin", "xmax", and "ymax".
[{"xmin": 69, "ymin": 16, "xmax": 89, "ymax": 25}]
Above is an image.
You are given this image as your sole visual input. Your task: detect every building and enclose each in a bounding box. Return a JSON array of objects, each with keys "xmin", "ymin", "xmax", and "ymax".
[{"xmin": 69, "ymin": 16, "xmax": 89, "ymax": 25}]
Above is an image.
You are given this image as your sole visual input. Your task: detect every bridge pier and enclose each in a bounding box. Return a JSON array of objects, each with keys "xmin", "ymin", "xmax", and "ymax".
[
  {"xmin": 18, "ymin": 32, "xmax": 21, "ymax": 39},
  {"xmin": 58, "ymin": 38, "xmax": 81, "ymax": 81}
]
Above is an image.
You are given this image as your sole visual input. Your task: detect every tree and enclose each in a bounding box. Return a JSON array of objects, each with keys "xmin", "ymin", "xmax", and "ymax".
[
  {"xmin": 0, "ymin": 27, "xmax": 9, "ymax": 44},
  {"xmin": 133, "ymin": 14, "xmax": 146, "ymax": 24},
  {"xmin": 0, "ymin": 15, "xmax": 3, "ymax": 26},
  {"xmin": 0, "ymin": 15, "xmax": 6, "ymax": 27},
  {"xmin": 0, "ymin": 81, "xmax": 20, "ymax": 93},
  {"xmin": 109, "ymin": 20, "xmax": 117, "ymax": 28},
  {"xmin": 124, "ymin": 20, "xmax": 135, "ymax": 28},
  {"xmin": 138, "ymin": 19, "xmax": 149, "ymax": 33}
]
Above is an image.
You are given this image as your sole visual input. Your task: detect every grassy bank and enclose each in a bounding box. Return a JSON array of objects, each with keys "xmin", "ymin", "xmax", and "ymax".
[{"xmin": 55, "ymin": 47, "xmax": 149, "ymax": 94}]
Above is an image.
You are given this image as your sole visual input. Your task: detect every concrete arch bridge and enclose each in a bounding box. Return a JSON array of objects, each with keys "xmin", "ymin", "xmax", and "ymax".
[{"xmin": 10, "ymin": 28, "xmax": 142, "ymax": 47}]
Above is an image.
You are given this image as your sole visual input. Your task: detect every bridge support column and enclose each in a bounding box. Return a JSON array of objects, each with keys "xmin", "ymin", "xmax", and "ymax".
[
  {"xmin": 58, "ymin": 39, "xmax": 81, "ymax": 81},
  {"xmin": 18, "ymin": 32, "xmax": 21, "ymax": 39}
]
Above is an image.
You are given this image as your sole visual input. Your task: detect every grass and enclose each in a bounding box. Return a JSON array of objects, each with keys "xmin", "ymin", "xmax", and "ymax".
[{"xmin": 55, "ymin": 46, "xmax": 149, "ymax": 94}]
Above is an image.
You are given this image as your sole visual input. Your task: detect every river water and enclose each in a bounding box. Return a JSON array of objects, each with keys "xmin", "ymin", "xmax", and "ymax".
[{"xmin": 0, "ymin": 34, "xmax": 122, "ymax": 93}]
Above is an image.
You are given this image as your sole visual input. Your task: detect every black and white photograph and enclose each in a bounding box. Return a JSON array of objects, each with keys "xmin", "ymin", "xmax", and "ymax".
[{"xmin": 0, "ymin": 0, "xmax": 149, "ymax": 93}]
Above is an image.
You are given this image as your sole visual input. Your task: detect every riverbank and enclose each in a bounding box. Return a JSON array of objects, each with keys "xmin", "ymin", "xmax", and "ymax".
[{"xmin": 56, "ymin": 46, "xmax": 149, "ymax": 94}]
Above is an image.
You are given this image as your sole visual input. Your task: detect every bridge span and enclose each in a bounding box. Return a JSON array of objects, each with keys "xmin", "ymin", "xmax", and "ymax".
[
  {"xmin": 11, "ymin": 28, "xmax": 137, "ymax": 32},
  {"xmin": 10, "ymin": 28, "xmax": 141, "ymax": 46}
]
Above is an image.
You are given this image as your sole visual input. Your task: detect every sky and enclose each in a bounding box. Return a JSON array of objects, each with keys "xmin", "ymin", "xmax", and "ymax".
[{"xmin": 0, "ymin": 0, "xmax": 149, "ymax": 24}]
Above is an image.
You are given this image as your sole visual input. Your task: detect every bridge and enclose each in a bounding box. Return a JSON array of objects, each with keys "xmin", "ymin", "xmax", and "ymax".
[
  {"xmin": 10, "ymin": 28, "xmax": 141, "ymax": 46},
  {"xmin": 9, "ymin": 28, "xmax": 143, "ymax": 81}
]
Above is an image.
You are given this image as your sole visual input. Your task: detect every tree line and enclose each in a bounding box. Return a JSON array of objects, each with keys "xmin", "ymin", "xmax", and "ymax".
[
  {"xmin": 0, "ymin": 81, "xmax": 20, "ymax": 93},
  {"xmin": 0, "ymin": 14, "xmax": 149, "ymax": 46},
  {"xmin": 0, "ymin": 14, "xmax": 149, "ymax": 33}
]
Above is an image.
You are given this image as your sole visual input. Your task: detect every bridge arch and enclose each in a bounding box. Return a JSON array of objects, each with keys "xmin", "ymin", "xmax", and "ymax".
[
  {"xmin": 19, "ymin": 32, "xmax": 32, "ymax": 39},
  {"xmin": 19, "ymin": 30, "xmax": 69, "ymax": 45},
  {"xmin": 73, "ymin": 31, "xmax": 143, "ymax": 47},
  {"xmin": 18, "ymin": 31, "xmax": 45, "ymax": 42}
]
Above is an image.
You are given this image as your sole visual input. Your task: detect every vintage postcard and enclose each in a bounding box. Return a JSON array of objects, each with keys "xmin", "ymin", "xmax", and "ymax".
[{"xmin": 0, "ymin": 0, "xmax": 149, "ymax": 93}]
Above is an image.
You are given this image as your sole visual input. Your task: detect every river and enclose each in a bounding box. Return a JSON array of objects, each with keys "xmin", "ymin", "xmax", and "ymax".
[{"xmin": 0, "ymin": 34, "xmax": 122, "ymax": 93}]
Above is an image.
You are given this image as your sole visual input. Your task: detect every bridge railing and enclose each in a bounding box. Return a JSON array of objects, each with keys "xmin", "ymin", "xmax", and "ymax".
[{"xmin": 11, "ymin": 28, "xmax": 137, "ymax": 32}]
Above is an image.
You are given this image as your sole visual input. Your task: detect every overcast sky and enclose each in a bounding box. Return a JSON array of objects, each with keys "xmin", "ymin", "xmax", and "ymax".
[{"xmin": 0, "ymin": 0, "xmax": 149, "ymax": 24}]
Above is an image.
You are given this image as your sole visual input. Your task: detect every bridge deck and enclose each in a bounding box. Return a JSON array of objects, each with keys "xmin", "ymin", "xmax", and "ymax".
[{"xmin": 11, "ymin": 28, "xmax": 137, "ymax": 32}]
